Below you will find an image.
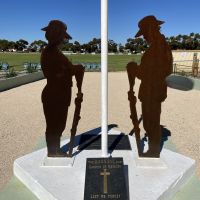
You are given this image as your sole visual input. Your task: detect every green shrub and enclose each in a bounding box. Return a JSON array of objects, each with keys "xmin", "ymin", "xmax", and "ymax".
[
  {"xmin": 26, "ymin": 65, "xmax": 38, "ymax": 73},
  {"xmin": 6, "ymin": 68, "xmax": 17, "ymax": 78}
]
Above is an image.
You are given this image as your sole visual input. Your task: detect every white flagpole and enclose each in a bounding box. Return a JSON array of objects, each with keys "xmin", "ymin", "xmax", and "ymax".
[{"xmin": 101, "ymin": 0, "xmax": 109, "ymax": 157}]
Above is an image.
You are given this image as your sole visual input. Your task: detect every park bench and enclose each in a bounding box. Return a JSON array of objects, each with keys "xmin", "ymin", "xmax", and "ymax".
[
  {"xmin": 74, "ymin": 62, "xmax": 101, "ymax": 71},
  {"xmin": 23, "ymin": 62, "xmax": 42, "ymax": 73},
  {"xmin": 0, "ymin": 62, "xmax": 9, "ymax": 71}
]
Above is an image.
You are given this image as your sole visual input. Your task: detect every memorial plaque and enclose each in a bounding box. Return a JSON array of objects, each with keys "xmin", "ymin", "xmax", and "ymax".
[
  {"xmin": 84, "ymin": 158, "xmax": 128, "ymax": 200},
  {"xmin": 78, "ymin": 134, "xmax": 131, "ymax": 151}
]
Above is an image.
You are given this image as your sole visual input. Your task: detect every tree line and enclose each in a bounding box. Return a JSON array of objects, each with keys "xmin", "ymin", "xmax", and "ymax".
[
  {"xmin": 0, "ymin": 39, "xmax": 47, "ymax": 52},
  {"xmin": 1, "ymin": 33, "xmax": 200, "ymax": 53}
]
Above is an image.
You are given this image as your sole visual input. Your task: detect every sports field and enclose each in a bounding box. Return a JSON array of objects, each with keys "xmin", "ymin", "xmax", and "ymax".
[{"xmin": 0, "ymin": 53, "xmax": 141, "ymax": 71}]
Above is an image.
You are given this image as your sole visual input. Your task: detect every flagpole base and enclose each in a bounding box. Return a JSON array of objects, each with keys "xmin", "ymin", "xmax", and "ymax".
[{"xmin": 101, "ymin": 153, "xmax": 111, "ymax": 158}]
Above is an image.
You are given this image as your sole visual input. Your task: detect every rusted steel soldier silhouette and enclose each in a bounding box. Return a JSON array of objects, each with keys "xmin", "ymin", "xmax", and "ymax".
[
  {"xmin": 41, "ymin": 20, "xmax": 84, "ymax": 157},
  {"xmin": 127, "ymin": 16, "xmax": 173, "ymax": 157}
]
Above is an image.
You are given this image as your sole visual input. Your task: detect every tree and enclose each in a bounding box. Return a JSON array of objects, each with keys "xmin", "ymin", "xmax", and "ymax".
[
  {"xmin": 72, "ymin": 41, "xmax": 81, "ymax": 52},
  {"xmin": 0, "ymin": 40, "xmax": 9, "ymax": 51},
  {"xmin": 190, "ymin": 32, "xmax": 195, "ymax": 38},
  {"xmin": 125, "ymin": 38, "xmax": 147, "ymax": 53},
  {"xmin": 29, "ymin": 40, "xmax": 47, "ymax": 52},
  {"xmin": 81, "ymin": 43, "xmax": 91, "ymax": 53},
  {"xmin": 88, "ymin": 38, "xmax": 101, "ymax": 53},
  {"xmin": 118, "ymin": 43, "xmax": 125, "ymax": 53},
  {"xmin": 108, "ymin": 40, "xmax": 118, "ymax": 53},
  {"xmin": 91, "ymin": 38, "xmax": 101, "ymax": 53},
  {"xmin": 15, "ymin": 39, "xmax": 29, "ymax": 51},
  {"xmin": 80, "ymin": 38, "xmax": 101, "ymax": 53},
  {"xmin": 8, "ymin": 41, "xmax": 16, "ymax": 50},
  {"xmin": 61, "ymin": 42, "xmax": 74, "ymax": 51}
]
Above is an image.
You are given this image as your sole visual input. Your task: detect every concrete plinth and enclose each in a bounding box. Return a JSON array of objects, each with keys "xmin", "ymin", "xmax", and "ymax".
[
  {"xmin": 135, "ymin": 157, "xmax": 167, "ymax": 169},
  {"xmin": 42, "ymin": 156, "xmax": 75, "ymax": 167},
  {"xmin": 13, "ymin": 130, "xmax": 195, "ymax": 200}
]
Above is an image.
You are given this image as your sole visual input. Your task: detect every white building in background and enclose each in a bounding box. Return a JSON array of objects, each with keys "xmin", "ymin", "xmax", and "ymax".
[
  {"xmin": 63, "ymin": 51, "xmax": 73, "ymax": 55},
  {"xmin": 8, "ymin": 48, "xmax": 17, "ymax": 52},
  {"xmin": 22, "ymin": 48, "xmax": 28, "ymax": 52},
  {"xmin": 124, "ymin": 49, "xmax": 131, "ymax": 54}
]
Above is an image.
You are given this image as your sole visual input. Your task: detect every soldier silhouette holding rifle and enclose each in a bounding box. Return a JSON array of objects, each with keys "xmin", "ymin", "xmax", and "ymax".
[
  {"xmin": 127, "ymin": 16, "xmax": 173, "ymax": 157},
  {"xmin": 41, "ymin": 20, "xmax": 84, "ymax": 157}
]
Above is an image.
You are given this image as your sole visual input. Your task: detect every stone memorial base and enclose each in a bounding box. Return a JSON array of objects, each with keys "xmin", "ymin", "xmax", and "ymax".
[
  {"xmin": 14, "ymin": 129, "xmax": 195, "ymax": 200},
  {"xmin": 135, "ymin": 157, "xmax": 167, "ymax": 169},
  {"xmin": 43, "ymin": 156, "xmax": 75, "ymax": 167}
]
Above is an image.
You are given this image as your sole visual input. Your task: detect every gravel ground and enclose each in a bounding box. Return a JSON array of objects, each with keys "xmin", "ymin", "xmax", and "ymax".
[{"xmin": 0, "ymin": 72, "xmax": 200, "ymax": 190}]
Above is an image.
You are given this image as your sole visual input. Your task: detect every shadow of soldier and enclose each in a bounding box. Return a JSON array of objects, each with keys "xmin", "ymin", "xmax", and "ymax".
[
  {"xmin": 61, "ymin": 124, "xmax": 118, "ymax": 157},
  {"xmin": 140, "ymin": 125, "xmax": 171, "ymax": 153}
]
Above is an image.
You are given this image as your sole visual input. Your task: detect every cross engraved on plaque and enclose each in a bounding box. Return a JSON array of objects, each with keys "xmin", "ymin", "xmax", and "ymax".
[{"xmin": 100, "ymin": 169, "xmax": 110, "ymax": 194}]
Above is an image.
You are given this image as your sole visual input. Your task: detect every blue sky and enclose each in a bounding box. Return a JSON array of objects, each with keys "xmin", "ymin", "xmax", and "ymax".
[{"xmin": 0, "ymin": 0, "xmax": 200, "ymax": 44}]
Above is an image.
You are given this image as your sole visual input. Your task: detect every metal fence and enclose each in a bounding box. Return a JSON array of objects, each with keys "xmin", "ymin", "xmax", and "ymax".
[
  {"xmin": 0, "ymin": 62, "xmax": 42, "ymax": 79},
  {"xmin": 173, "ymin": 60, "xmax": 199, "ymax": 78},
  {"xmin": 0, "ymin": 62, "xmax": 101, "ymax": 80}
]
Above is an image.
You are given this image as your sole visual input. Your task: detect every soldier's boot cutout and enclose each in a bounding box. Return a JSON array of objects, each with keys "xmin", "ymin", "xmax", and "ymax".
[
  {"xmin": 142, "ymin": 141, "xmax": 160, "ymax": 158},
  {"xmin": 46, "ymin": 137, "xmax": 67, "ymax": 157}
]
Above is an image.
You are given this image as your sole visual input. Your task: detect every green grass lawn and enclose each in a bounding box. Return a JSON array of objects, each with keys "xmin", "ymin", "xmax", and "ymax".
[{"xmin": 0, "ymin": 53, "xmax": 141, "ymax": 71}]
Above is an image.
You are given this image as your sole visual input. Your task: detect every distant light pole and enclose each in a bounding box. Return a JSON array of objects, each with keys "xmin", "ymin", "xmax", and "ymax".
[{"xmin": 101, "ymin": 0, "xmax": 109, "ymax": 157}]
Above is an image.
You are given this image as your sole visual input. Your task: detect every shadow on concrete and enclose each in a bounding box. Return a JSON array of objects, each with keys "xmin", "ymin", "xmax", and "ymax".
[
  {"xmin": 160, "ymin": 125, "xmax": 172, "ymax": 150},
  {"xmin": 61, "ymin": 124, "xmax": 118, "ymax": 156},
  {"xmin": 140, "ymin": 125, "xmax": 171, "ymax": 153},
  {"xmin": 166, "ymin": 75, "xmax": 194, "ymax": 91},
  {"xmin": 124, "ymin": 165, "xmax": 130, "ymax": 200},
  {"xmin": 129, "ymin": 115, "xmax": 143, "ymax": 136}
]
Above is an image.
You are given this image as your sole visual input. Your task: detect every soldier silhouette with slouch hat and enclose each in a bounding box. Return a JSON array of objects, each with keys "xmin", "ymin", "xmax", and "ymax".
[
  {"xmin": 41, "ymin": 20, "xmax": 84, "ymax": 157},
  {"xmin": 127, "ymin": 16, "xmax": 173, "ymax": 157}
]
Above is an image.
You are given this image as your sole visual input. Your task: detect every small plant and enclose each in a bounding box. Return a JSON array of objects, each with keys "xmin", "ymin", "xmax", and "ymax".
[
  {"xmin": 24, "ymin": 63, "xmax": 38, "ymax": 73},
  {"xmin": 24, "ymin": 62, "xmax": 38, "ymax": 73},
  {"xmin": 26, "ymin": 65, "xmax": 38, "ymax": 73},
  {"xmin": 6, "ymin": 68, "xmax": 17, "ymax": 78}
]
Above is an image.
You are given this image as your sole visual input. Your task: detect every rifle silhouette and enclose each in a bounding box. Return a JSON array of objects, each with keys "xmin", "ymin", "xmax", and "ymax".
[
  {"xmin": 68, "ymin": 65, "xmax": 85, "ymax": 157},
  {"xmin": 126, "ymin": 62, "xmax": 142, "ymax": 157}
]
